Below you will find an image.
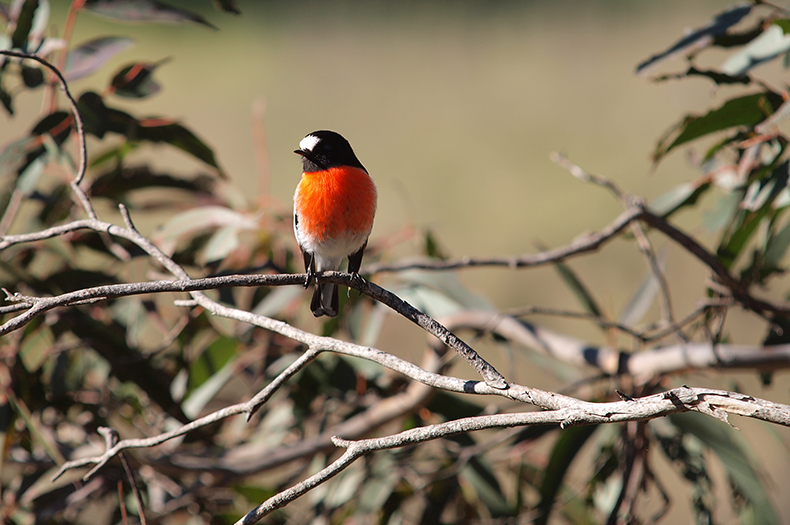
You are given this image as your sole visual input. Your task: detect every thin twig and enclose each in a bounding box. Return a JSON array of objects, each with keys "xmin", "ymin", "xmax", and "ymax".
[
  {"xmin": 0, "ymin": 50, "xmax": 87, "ymax": 185},
  {"xmin": 366, "ymin": 206, "xmax": 642, "ymax": 274},
  {"xmin": 550, "ymin": 151, "xmax": 625, "ymax": 201},
  {"xmin": 629, "ymin": 221, "xmax": 680, "ymax": 337},
  {"xmin": 120, "ymin": 452, "xmax": 147, "ymax": 525}
]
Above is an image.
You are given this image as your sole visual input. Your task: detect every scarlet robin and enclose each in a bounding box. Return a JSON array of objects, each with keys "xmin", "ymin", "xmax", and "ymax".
[{"xmin": 293, "ymin": 130, "xmax": 377, "ymax": 317}]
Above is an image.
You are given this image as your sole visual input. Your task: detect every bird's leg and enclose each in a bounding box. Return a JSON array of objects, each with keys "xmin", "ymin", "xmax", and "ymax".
[
  {"xmin": 303, "ymin": 251, "xmax": 315, "ymax": 289},
  {"xmin": 346, "ymin": 243, "xmax": 367, "ymax": 297}
]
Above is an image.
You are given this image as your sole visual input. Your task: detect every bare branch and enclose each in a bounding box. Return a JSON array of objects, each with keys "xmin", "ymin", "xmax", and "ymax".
[
  {"xmin": 1, "ymin": 221, "xmax": 507, "ymax": 389},
  {"xmin": 438, "ymin": 311, "xmax": 790, "ymax": 380},
  {"xmin": 364, "ymin": 206, "xmax": 643, "ymax": 274},
  {"xmin": 236, "ymin": 385, "xmax": 790, "ymax": 523},
  {"xmin": 550, "ymin": 151, "xmax": 625, "ymax": 201}
]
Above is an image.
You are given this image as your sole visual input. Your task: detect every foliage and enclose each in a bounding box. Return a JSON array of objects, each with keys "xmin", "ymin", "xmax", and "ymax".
[{"xmin": 1, "ymin": 2, "xmax": 789, "ymax": 525}]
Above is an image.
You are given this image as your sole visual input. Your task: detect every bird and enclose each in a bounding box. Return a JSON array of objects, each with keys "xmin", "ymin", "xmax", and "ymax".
[{"xmin": 293, "ymin": 130, "xmax": 377, "ymax": 317}]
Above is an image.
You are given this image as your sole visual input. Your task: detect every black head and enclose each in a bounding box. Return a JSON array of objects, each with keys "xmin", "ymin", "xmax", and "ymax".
[{"xmin": 294, "ymin": 130, "xmax": 366, "ymax": 173}]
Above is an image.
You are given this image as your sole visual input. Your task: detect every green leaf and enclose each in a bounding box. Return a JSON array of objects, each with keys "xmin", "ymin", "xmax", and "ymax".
[
  {"xmin": 233, "ymin": 485, "xmax": 276, "ymax": 506},
  {"xmin": 89, "ymin": 165, "xmax": 214, "ymax": 199},
  {"xmin": 201, "ymin": 224, "xmax": 241, "ymax": 264},
  {"xmin": 77, "ymin": 91, "xmax": 137, "ymax": 138},
  {"xmin": 182, "ymin": 347, "xmax": 237, "ymax": 419},
  {"xmin": 703, "ymin": 190, "xmax": 741, "ymax": 233},
  {"xmin": 426, "ymin": 391, "xmax": 484, "ymax": 421},
  {"xmin": 654, "ymin": 420, "xmax": 715, "ymax": 523},
  {"xmin": 717, "ymin": 206, "xmax": 769, "ymax": 270},
  {"xmin": 20, "ymin": 65, "xmax": 43, "ymax": 88},
  {"xmin": 551, "ymin": 259, "xmax": 603, "ymax": 319},
  {"xmin": 653, "ymin": 66, "xmax": 752, "ymax": 87},
  {"xmin": 187, "ymin": 335, "xmax": 238, "ymax": 394},
  {"xmin": 30, "ymin": 111, "xmax": 73, "ymax": 144},
  {"xmin": 461, "ymin": 456, "xmax": 515, "ymax": 518},
  {"xmin": 635, "ymin": 5, "xmax": 751, "ymax": 75},
  {"xmin": 214, "ymin": 0, "xmax": 241, "ymax": 14},
  {"xmin": 11, "ymin": 0, "xmax": 38, "ymax": 49},
  {"xmin": 649, "ymin": 181, "xmax": 710, "ymax": 217},
  {"xmin": 358, "ymin": 452, "xmax": 399, "ymax": 514},
  {"xmin": 535, "ymin": 425, "xmax": 598, "ymax": 525},
  {"xmin": 321, "ymin": 456, "xmax": 366, "ymax": 508},
  {"xmin": 763, "ymin": 217, "xmax": 790, "ymax": 271},
  {"xmin": 657, "ymin": 93, "xmax": 778, "ymax": 162},
  {"xmin": 670, "ymin": 413, "xmax": 779, "ymax": 525},
  {"xmin": 0, "ymin": 136, "xmax": 38, "ymax": 178},
  {"xmin": 155, "ymin": 206, "xmax": 255, "ymax": 245},
  {"xmin": 775, "ymin": 19, "xmax": 790, "ymax": 35},
  {"xmin": 423, "ymin": 227, "xmax": 449, "ymax": 259},
  {"xmin": 618, "ymin": 247, "xmax": 668, "ymax": 327},
  {"xmin": 83, "ymin": 0, "xmax": 218, "ymax": 29},
  {"xmin": 721, "ymin": 24, "xmax": 790, "ymax": 77},
  {"xmin": 16, "ymin": 154, "xmax": 46, "ymax": 194},
  {"xmin": 0, "ymin": 82, "xmax": 13, "ymax": 115},
  {"xmin": 64, "ymin": 36, "xmax": 135, "ymax": 82},
  {"xmin": 135, "ymin": 120, "xmax": 225, "ymax": 175},
  {"xmin": 20, "ymin": 323, "xmax": 53, "ymax": 373}
]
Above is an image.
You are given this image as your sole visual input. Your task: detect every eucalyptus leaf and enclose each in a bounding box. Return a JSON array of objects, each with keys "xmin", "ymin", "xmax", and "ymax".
[
  {"xmin": 83, "ymin": 0, "xmax": 218, "ymax": 29},
  {"xmin": 721, "ymin": 24, "xmax": 790, "ymax": 76},
  {"xmin": 64, "ymin": 36, "xmax": 135, "ymax": 81},
  {"xmin": 670, "ymin": 413, "xmax": 779, "ymax": 525},
  {"xmin": 461, "ymin": 456, "xmax": 514, "ymax": 518},
  {"xmin": 635, "ymin": 5, "xmax": 751, "ymax": 75}
]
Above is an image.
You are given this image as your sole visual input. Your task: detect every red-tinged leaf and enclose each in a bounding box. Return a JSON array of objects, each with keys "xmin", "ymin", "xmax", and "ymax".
[
  {"xmin": 82, "ymin": 0, "xmax": 218, "ymax": 29},
  {"xmin": 654, "ymin": 93, "xmax": 781, "ymax": 163},
  {"xmin": 635, "ymin": 5, "xmax": 752, "ymax": 76},
  {"xmin": 136, "ymin": 120, "xmax": 225, "ymax": 176},
  {"xmin": 31, "ymin": 111, "xmax": 73, "ymax": 145},
  {"xmin": 110, "ymin": 59, "xmax": 168, "ymax": 99},
  {"xmin": 64, "ymin": 36, "xmax": 135, "ymax": 81},
  {"xmin": 9, "ymin": 112, "xmax": 73, "ymax": 183}
]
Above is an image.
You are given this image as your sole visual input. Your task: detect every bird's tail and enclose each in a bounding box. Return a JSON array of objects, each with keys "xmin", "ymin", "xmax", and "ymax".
[{"xmin": 311, "ymin": 282, "xmax": 338, "ymax": 318}]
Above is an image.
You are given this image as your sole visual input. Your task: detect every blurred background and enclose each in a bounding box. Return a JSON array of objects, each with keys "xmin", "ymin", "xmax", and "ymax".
[
  {"xmin": 3, "ymin": 1, "xmax": 790, "ymax": 521},
  {"xmin": 2, "ymin": 1, "xmax": 740, "ymax": 339}
]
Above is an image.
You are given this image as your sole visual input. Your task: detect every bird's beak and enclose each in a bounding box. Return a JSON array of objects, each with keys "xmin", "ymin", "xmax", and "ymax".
[{"xmin": 294, "ymin": 149, "xmax": 307, "ymax": 156}]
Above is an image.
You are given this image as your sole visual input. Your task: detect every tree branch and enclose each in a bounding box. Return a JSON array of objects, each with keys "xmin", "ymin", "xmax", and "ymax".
[
  {"xmin": 235, "ymin": 385, "xmax": 790, "ymax": 524},
  {"xmin": 438, "ymin": 310, "xmax": 790, "ymax": 380}
]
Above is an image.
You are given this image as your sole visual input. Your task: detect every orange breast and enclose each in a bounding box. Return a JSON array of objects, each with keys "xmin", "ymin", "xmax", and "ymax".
[{"xmin": 295, "ymin": 166, "xmax": 377, "ymax": 242}]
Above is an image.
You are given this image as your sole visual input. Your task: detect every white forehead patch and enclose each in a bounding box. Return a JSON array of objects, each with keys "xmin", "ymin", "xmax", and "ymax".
[{"xmin": 299, "ymin": 134, "xmax": 320, "ymax": 152}]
